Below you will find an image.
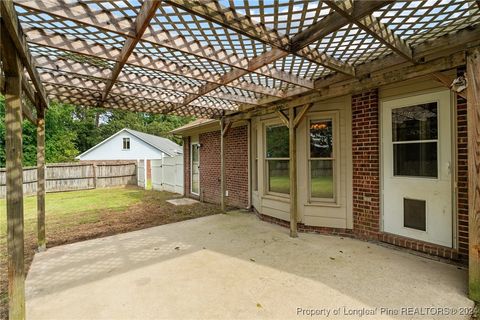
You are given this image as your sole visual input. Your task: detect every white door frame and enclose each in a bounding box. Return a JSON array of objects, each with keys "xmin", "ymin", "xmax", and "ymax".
[
  {"xmin": 380, "ymin": 89, "xmax": 456, "ymax": 247},
  {"xmin": 190, "ymin": 142, "xmax": 200, "ymax": 196}
]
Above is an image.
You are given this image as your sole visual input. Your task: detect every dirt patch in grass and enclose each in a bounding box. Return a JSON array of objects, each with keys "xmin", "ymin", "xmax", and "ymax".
[{"xmin": 0, "ymin": 188, "xmax": 222, "ymax": 319}]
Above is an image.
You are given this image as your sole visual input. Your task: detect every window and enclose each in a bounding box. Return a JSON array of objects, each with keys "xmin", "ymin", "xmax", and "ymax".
[
  {"xmin": 265, "ymin": 124, "xmax": 289, "ymax": 195},
  {"xmin": 309, "ymin": 119, "xmax": 335, "ymax": 200},
  {"xmin": 122, "ymin": 137, "xmax": 130, "ymax": 150},
  {"xmin": 392, "ymin": 103, "xmax": 438, "ymax": 178}
]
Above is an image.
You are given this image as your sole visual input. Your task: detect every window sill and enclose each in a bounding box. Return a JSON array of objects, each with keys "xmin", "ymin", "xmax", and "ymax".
[{"xmin": 304, "ymin": 201, "xmax": 341, "ymax": 208}]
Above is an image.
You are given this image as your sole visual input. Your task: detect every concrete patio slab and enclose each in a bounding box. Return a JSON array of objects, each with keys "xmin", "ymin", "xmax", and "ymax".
[
  {"xmin": 166, "ymin": 198, "xmax": 200, "ymax": 206},
  {"xmin": 26, "ymin": 212, "xmax": 473, "ymax": 320}
]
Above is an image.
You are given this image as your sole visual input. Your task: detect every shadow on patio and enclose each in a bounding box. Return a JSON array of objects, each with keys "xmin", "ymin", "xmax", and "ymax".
[{"xmin": 26, "ymin": 211, "xmax": 472, "ymax": 319}]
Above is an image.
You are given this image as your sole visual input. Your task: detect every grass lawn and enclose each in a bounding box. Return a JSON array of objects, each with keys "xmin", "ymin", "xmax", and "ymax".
[
  {"xmin": 0, "ymin": 187, "xmax": 221, "ymax": 319},
  {"xmin": 269, "ymin": 176, "xmax": 333, "ymax": 198}
]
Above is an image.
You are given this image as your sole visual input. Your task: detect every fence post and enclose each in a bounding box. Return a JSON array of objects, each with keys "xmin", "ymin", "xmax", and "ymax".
[
  {"xmin": 92, "ymin": 163, "xmax": 97, "ymax": 189},
  {"xmin": 144, "ymin": 157, "xmax": 147, "ymax": 189}
]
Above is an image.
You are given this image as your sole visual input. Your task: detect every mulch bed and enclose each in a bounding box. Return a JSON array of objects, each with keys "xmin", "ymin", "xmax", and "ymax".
[{"xmin": 0, "ymin": 190, "xmax": 222, "ymax": 320}]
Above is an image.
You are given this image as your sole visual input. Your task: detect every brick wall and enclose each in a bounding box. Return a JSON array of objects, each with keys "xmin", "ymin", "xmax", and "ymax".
[
  {"xmin": 457, "ymin": 68, "xmax": 469, "ymax": 261},
  {"xmin": 198, "ymin": 125, "xmax": 249, "ymax": 208},
  {"xmin": 351, "ymin": 89, "xmax": 381, "ymax": 240},
  {"xmin": 199, "ymin": 130, "xmax": 221, "ymax": 204},
  {"xmin": 225, "ymin": 125, "xmax": 249, "ymax": 207}
]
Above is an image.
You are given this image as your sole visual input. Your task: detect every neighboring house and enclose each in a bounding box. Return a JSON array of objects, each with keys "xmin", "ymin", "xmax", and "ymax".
[
  {"xmin": 172, "ymin": 74, "xmax": 468, "ymax": 263},
  {"xmin": 76, "ymin": 128, "xmax": 182, "ymax": 161}
]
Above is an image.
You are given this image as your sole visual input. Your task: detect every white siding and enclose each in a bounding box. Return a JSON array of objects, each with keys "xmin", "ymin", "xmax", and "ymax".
[{"xmin": 78, "ymin": 132, "xmax": 164, "ymax": 161}]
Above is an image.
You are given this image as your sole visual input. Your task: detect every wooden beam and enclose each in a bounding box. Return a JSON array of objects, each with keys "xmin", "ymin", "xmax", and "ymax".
[
  {"xmin": 101, "ymin": 0, "xmax": 161, "ymax": 103},
  {"xmin": 288, "ymin": 107, "xmax": 297, "ymax": 237},
  {"xmin": 324, "ymin": 0, "xmax": 413, "ymax": 61},
  {"xmin": 290, "ymin": 0, "xmax": 392, "ymax": 51},
  {"xmin": 0, "ymin": 0, "xmax": 48, "ymax": 108},
  {"xmin": 431, "ymin": 72, "xmax": 467, "ymax": 99},
  {"xmin": 25, "ymin": 28, "xmax": 284, "ymax": 98},
  {"xmin": 467, "ymin": 47, "xmax": 480, "ymax": 303},
  {"xmin": 228, "ymin": 50, "xmax": 468, "ymax": 122},
  {"xmin": 20, "ymin": 78, "xmax": 37, "ymax": 124},
  {"xmin": 163, "ymin": 0, "xmax": 355, "ymax": 75},
  {"xmin": 276, "ymin": 110, "xmax": 290, "ymax": 128},
  {"xmin": 1, "ymin": 20, "xmax": 26, "ymax": 319},
  {"xmin": 293, "ymin": 104, "xmax": 313, "ymax": 128},
  {"xmin": 36, "ymin": 99, "xmax": 46, "ymax": 251}
]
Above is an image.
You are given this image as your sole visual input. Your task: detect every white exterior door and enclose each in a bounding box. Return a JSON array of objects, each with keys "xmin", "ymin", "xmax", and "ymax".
[
  {"xmin": 191, "ymin": 143, "xmax": 200, "ymax": 195},
  {"xmin": 382, "ymin": 90, "xmax": 453, "ymax": 247}
]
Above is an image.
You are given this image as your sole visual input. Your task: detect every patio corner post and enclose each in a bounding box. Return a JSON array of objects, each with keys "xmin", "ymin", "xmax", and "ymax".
[
  {"xmin": 289, "ymin": 108, "xmax": 298, "ymax": 238},
  {"xmin": 36, "ymin": 97, "xmax": 46, "ymax": 252},
  {"xmin": 467, "ymin": 47, "xmax": 480, "ymax": 303},
  {"xmin": 220, "ymin": 118, "xmax": 232, "ymax": 213},
  {"xmin": 1, "ymin": 16, "xmax": 26, "ymax": 319}
]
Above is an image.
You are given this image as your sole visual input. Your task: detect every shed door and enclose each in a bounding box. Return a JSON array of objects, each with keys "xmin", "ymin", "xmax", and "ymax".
[{"xmin": 382, "ymin": 90, "xmax": 453, "ymax": 247}]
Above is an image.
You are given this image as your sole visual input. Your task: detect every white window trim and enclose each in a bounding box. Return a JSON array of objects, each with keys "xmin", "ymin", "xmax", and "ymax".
[
  {"xmin": 307, "ymin": 111, "xmax": 340, "ymax": 204},
  {"xmin": 263, "ymin": 120, "xmax": 290, "ymax": 198},
  {"xmin": 122, "ymin": 137, "xmax": 130, "ymax": 150}
]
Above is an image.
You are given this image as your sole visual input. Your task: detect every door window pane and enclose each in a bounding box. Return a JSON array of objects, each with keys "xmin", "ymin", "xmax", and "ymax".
[
  {"xmin": 310, "ymin": 120, "xmax": 333, "ymax": 158},
  {"xmin": 266, "ymin": 125, "xmax": 289, "ymax": 158},
  {"xmin": 268, "ymin": 160, "xmax": 289, "ymax": 194},
  {"xmin": 310, "ymin": 160, "xmax": 334, "ymax": 199},
  {"xmin": 392, "ymin": 103, "xmax": 437, "ymax": 142},
  {"xmin": 393, "ymin": 142, "xmax": 437, "ymax": 177}
]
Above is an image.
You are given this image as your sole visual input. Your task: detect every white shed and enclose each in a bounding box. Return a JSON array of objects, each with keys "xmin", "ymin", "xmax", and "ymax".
[{"xmin": 76, "ymin": 128, "xmax": 182, "ymax": 161}]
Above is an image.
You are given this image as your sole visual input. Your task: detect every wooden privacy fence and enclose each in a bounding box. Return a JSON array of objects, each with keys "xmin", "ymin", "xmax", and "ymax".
[
  {"xmin": 0, "ymin": 161, "xmax": 137, "ymax": 198},
  {"xmin": 151, "ymin": 155, "xmax": 184, "ymax": 194}
]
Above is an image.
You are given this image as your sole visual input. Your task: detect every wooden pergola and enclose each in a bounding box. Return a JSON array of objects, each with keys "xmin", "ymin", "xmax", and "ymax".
[{"xmin": 1, "ymin": 0, "xmax": 479, "ymax": 318}]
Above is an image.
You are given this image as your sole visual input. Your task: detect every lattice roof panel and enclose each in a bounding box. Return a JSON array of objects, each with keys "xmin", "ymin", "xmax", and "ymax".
[
  {"xmin": 219, "ymin": 0, "xmax": 333, "ymax": 36},
  {"xmin": 151, "ymin": 3, "xmax": 270, "ymax": 57},
  {"xmin": 311, "ymin": 24, "xmax": 392, "ymax": 66},
  {"xmin": 7, "ymin": 0, "xmax": 480, "ymax": 118},
  {"xmin": 17, "ymin": 7, "xmax": 127, "ymax": 50},
  {"xmin": 373, "ymin": 0, "xmax": 480, "ymax": 45}
]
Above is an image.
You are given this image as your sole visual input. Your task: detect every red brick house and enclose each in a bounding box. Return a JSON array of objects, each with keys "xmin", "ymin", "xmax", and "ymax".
[{"xmin": 173, "ymin": 72, "xmax": 470, "ymax": 263}]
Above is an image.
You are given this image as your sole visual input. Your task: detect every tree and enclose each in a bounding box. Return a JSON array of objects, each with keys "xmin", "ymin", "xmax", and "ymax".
[{"xmin": 0, "ymin": 95, "xmax": 194, "ymax": 166}]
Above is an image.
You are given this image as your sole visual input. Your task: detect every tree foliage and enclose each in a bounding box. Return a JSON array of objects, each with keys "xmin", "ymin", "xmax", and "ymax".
[{"xmin": 0, "ymin": 96, "xmax": 193, "ymax": 167}]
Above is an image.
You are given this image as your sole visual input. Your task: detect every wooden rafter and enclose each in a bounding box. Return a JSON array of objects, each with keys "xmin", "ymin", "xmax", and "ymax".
[
  {"xmin": 100, "ymin": 0, "xmax": 161, "ymax": 103},
  {"xmin": 1, "ymin": 0, "xmax": 49, "ymax": 108},
  {"xmin": 15, "ymin": 0, "xmax": 313, "ymax": 89},
  {"xmin": 24, "ymin": 28, "xmax": 284, "ymax": 99},
  {"xmin": 39, "ymin": 71, "xmax": 253, "ymax": 110},
  {"xmin": 35, "ymin": 55, "xmax": 259, "ymax": 106},
  {"xmin": 324, "ymin": 0, "xmax": 413, "ymax": 61},
  {"xmin": 167, "ymin": 0, "xmax": 392, "ymax": 108}
]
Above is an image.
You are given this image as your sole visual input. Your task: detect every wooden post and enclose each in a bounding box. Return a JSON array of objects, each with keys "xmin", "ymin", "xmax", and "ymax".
[
  {"xmin": 220, "ymin": 118, "xmax": 233, "ymax": 213},
  {"xmin": 289, "ymin": 108, "xmax": 298, "ymax": 237},
  {"xmin": 92, "ymin": 163, "xmax": 97, "ymax": 189},
  {"xmin": 220, "ymin": 118, "xmax": 226, "ymax": 212},
  {"xmin": 1, "ymin": 23, "xmax": 26, "ymax": 319},
  {"xmin": 36, "ymin": 100, "xmax": 46, "ymax": 252},
  {"xmin": 467, "ymin": 47, "xmax": 480, "ymax": 302}
]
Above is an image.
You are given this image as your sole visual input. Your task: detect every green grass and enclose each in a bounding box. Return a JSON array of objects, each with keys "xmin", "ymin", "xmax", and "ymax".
[
  {"xmin": 0, "ymin": 187, "xmax": 145, "ymax": 239},
  {"xmin": 268, "ymin": 176, "xmax": 333, "ymax": 198}
]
